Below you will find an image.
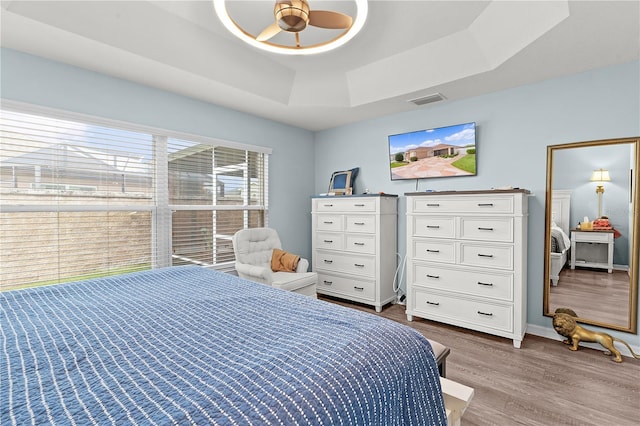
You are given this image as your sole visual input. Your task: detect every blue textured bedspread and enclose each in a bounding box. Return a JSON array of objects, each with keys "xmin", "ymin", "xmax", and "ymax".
[{"xmin": 1, "ymin": 266, "xmax": 446, "ymax": 425}]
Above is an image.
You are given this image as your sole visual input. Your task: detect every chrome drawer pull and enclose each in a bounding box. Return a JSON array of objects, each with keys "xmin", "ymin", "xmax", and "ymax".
[
  {"xmin": 426, "ymin": 249, "xmax": 440, "ymax": 253},
  {"xmin": 426, "ymin": 203, "xmax": 440, "ymax": 207},
  {"xmin": 477, "ymin": 227, "xmax": 494, "ymax": 231},
  {"xmin": 323, "ymin": 240, "xmax": 333, "ymax": 243},
  {"xmin": 323, "ymin": 221, "xmax": 333, "ymax": 224},
  {"xmin": 324, "ymin": 259, "xmax": 333, "ymax": 263},
  {"xmin": 354, "ymin": 263, "xmax": 365, "ymax": 267},
  {"xmin": 477, "ymin": 281, "xmax": 494, "ymax": 286},
  {"xmin": 354, "ymin": 242, "xmax": 365, "ymax": 246},
  {"xmin": 426, "ymin": 225, "xmax": 441, "ymax": 229},
  {"xmin": 324, "ymin": 204, "xmax": 333, "ymax": 207},
  {"xmin": 354, "ymin": 203, "xmax": 365, "ymax": 207},
  {"xmin": 477, "ymin": 311, "xmax": 494, "ymax": 316},
  {"xmin": 478, "ymin": 253, "xmax": 494, "ymax": 258},
  {"xmin": 354, "ymin": 222, "xmax": 365, "ymax": 225},
  {"xmin": 426, "ymin": 274, "xmax": 440, "ymax": 279},
  {"xmin": 477, "ymin": 203, "xmax": 494, "ymax": 207},
  {"xmin": 354, "ymin": 286, "xmax": 364, "ymax": 291},
  {"xmin": 426, "ymin": 301, "xmax": 440, "ymax": 306},
  {"xmin": 323, "ymin": 280, "xmax": 333, "ymax": 285}
]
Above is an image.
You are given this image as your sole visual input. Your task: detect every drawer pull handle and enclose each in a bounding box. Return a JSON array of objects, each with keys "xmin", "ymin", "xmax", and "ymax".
[
  {"xmin": 478, "ymin": 253, "xmax": 494, "ymax": 258},
  {"xmin": 426, "ymin": 301, "xmax": 440, "ymax": 306},
  {"xmin": 426, "ymin": 225, "xmax": 441, "ymax": 229},
  {"xmin": 427, "ymin": 249, "xmax": 440, "ymax": 253},
  {"xmin": 323, "ymin": 280, "xmax": 333, "ymax": 285},
  {"xmin": 426, "ymin": 203, "xmax": 440, "ymax": 207},
  {"xmin": 354, "ymin": 222, "xmax": 365, "ymax": 225},
  {"xmin": 354, "ymin": 263, "xmax": 365, "ymax": 267},
  {"xmin": 323, "ymin": 221, "xmax": 334, "ymax": 224},
  {"xmin": 354, "ymin": 242, "xmax": 365, "ymax": 246},
  {"xmin": 323, "ymin": 240, "xmax": 333, "ymax": 243},
  {"xmin": 354, "ymin": 203, "xmax": 365, "ymax": 207},
  {"xmin": 354, "ymin": 286, "xmax": 364, "ymax": 291},
  {"xmin": 477, "ymin": 281, "xmax": 494, "ymax": 286},
  {"xmin": 477, "ymin": 227, "xmax": 494, "ymax": 231},
  {"xmin": 426, "ymin": 274, "xmax": 440, "ymax": 279},
  {"xmin": 324, "ymin": 260, "xmax": 333, "ymax": 264},
  {"xmin": 324, "ymin": 204, "xmax": 333, "ymax": 207},
  {"xmin": 477, "ymin": 311, "xmax": 494, "ymax": 317},
  {"xmin": 477, "ymin": 203, "xmax": 494, "ymax": 207}
]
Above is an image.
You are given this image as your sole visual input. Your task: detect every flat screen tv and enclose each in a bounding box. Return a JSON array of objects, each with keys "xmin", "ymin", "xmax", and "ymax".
[{"xmin": 388, "ymin": 122, "xmax": 476, "ymax": 180}]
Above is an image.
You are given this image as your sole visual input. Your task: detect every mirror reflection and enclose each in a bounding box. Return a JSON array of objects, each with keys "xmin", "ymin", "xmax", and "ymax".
[{"xmin": 544, "ymin": 137, "xmax": 639, "ymax": 333}]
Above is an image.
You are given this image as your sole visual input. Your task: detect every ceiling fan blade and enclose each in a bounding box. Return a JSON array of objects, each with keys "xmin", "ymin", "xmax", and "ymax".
[
  {"xmin": 256, "ymin": 22, "xmax": 282, "ymax": 41},
  {"xmin": 308, "ymin": 10, "xmax": 353, "ymax": 29}
]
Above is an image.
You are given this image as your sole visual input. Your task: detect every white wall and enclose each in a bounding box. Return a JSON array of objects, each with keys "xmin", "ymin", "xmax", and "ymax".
[
  {"xmin": 0, "ymin": 48, "xmax": 316, "ymax": 259},
  {"xmin": 314, "ymin": 60, "xmax": 640, "ymax": 346}
]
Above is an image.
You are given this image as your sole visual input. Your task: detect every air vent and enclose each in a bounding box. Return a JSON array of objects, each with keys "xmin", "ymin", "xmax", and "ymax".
[{"xmin": 408, "ymin": 93, "xmax": 446, "ymax": 106}]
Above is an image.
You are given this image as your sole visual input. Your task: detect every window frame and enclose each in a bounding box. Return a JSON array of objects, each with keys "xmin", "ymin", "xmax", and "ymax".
[{"xmin": 0, "ymin": 100, "xmax": 271, "ymax": 288}]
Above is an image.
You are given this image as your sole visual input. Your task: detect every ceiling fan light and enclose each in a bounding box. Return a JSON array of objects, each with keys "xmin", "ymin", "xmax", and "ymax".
[
  {"xmin": 213, "ymin": 0, "xmax": 368, "ymax": 55},
  {"xmin": 275, "ymin": 0, "xmax": 310, "ymax": 32}
]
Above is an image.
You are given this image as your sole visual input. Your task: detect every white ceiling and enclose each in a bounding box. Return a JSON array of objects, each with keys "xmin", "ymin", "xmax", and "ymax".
[{"xmin": 1, "ymin": 1, "xmax": 639, "ymax": 131}]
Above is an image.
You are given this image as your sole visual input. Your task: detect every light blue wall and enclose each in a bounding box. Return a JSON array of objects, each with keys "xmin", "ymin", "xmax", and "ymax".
[
  {"xmin": 314, "ymin": 60, "xmax": 640, "ymax": 345},
  {"xmin": 2, "ymin": 47, "xmax": 639, "ymax": 345},
  {"xmin": 0, "ymin": 48, "xmax": 315, "ymax": 259},
  {"xmin": 554, "ymin": 144, "xmax": 631, "ymax": 266}
]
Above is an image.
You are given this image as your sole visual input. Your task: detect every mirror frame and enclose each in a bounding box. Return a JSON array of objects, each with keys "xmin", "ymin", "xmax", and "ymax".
[{"xmin": 543, "ymin": 137, "xmax": 639, "ymax": 333}]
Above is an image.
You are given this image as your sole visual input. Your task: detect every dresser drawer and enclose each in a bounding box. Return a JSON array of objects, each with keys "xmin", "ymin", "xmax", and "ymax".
[
  {"xmin": 411, "ymin": 289, "xmax": 513, "ymax": 333},
  {"xmin": 315, "ymin": 251, "xmax": 375, "ymax": 277},
  {"xmin": 345, "ymin": 234, "xmax": 376, "ymax": 254},
  {"xmin": 412, "ymin": 216, "xmax": 455, "ymax": 238},
  {"xmin": 460, "ymin": 217, "xmax": 513, "ymax": 242},
  {"xmin": 411, "ymin": 196, "xmax": 514, "ymax": 214},
  {"xmin": 459, "ymin": 243, "xmax": 513, "ymax": 270},
  {"xmin": 345, "ymin": 215, "xmax": 376, "ymax": 233},
  {"xmin": 316, "ymin": 215, "xmax": 343, "ymax": 232},
  {"xmin": 572, "ymin": 231, "xmax": 613, "ymax": 243},
  {"xmin": 317, "ymin": 272, "xmax": 375, "ymax": 301},
  {"xmin": 315, "ymin": 232, "xmax": 344, "ymax": 251},
  {"xmin": 412, "ymin": 263, "xmax": 513, "ymax": 301},
  {"xmin": 412, "ymin": 240, "xmax": 455, "ymax": 263},
  {"xmin": 315, "ymin": 198, "xmax": 377, "ymax": 212}
]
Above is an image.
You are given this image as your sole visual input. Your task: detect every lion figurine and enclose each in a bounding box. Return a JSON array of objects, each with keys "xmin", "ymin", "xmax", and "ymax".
[{"xmin": 553, "ymin": 312, "xmax": 640, "ymax": 363}]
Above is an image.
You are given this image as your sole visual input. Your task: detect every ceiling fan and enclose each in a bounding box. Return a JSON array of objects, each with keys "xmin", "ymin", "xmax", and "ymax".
[{"xmin": 256, "ymin": 0, "xmax": 354, "ymax": 47}]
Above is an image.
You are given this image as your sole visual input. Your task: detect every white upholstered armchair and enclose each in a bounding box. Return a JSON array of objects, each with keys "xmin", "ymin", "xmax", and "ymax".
[{"xmin": 232, "ymin": 228, "xmax": 317, "ymax": 297}]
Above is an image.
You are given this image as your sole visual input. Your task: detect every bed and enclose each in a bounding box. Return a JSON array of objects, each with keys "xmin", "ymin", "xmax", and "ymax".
[
  {"xmin": 549, "ymin": 190, "xmax": 572, "ymax": 286},
  {"xmin": 1, "ymin": 266, "xmax": 455, "ymax": 425}
]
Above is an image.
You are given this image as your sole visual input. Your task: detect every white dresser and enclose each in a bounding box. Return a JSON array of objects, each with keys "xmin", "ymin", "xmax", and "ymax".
[
  {"xmin": 405, "ymin": 190, "xmax": 530, "ymax": 348},
  {"xmin": 312, "ymin": 195, "xmax": 398, "ymax": 312}
]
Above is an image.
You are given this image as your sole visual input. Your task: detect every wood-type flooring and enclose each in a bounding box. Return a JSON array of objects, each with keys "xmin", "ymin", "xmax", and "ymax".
[
  {"xmin": 321, "ymin": 296, "xmax": 640, "ymax": 426},
  {"xmin": 549, "ymin": 267, "xmax": 630, "ymax": 327}
]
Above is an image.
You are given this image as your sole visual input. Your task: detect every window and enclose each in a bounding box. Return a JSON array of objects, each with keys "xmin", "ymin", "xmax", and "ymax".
[
  {"xmin": 0, "ymin": 105, "xmax": 269, "ymax": 291},
  {"xmin": 167, "ymin": 139, "xmax": 268, "ymax": 268}
]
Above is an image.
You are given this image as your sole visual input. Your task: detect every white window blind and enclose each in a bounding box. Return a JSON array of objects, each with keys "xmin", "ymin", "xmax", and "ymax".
[
  {"xmin": 167, "ymin": 139, "xmax": 268, "ymax": 270},
  {"xmin": 0, "ymin": 106, "xmax": 269, "ymax": 291}
]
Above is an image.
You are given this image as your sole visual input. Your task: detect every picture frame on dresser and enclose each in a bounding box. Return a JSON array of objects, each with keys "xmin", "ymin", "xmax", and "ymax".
[
  {"xmin": 328, "ymin": 170, "xmax": 352, "ymax": 195},
  {"xmin": 404, "ymin": 189, "xmax": 530, "ymax": 348}
]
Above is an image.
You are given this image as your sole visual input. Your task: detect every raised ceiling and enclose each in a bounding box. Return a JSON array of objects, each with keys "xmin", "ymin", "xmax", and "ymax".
[{"xmin": 1, "ymin": 1, "xmax": 639, "ymax": 131}]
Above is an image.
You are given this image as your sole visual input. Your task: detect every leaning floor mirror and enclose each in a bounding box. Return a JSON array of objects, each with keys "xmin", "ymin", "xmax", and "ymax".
[{"xmin": 543, "ymin": 137, "xmax": 639, "ymax": 333}]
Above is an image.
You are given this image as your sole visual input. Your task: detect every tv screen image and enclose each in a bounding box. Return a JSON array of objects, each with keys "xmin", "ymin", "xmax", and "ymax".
[{"xmin": 388, "ymin": 122, "xmax": 476, "ymax": 180}]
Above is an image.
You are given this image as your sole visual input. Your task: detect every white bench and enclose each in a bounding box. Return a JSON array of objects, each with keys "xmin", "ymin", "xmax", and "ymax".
[{"xmin": 427, "ymin": 339, "xmax": 474, "ymax": 426}]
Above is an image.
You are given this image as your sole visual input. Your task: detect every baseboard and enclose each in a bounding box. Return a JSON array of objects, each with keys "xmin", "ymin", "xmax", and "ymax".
[{"xmin": 526, "ymin": 324, "xmax": 639, "ymax": 358}]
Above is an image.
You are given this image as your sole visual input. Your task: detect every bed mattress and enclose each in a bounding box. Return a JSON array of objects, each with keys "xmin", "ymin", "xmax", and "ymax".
[{"xmin": 1, "ymin": 266, "xmax": 446, "ymax": 425}]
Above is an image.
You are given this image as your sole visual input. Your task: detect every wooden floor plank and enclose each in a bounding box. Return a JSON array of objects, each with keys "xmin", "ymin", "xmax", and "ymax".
[
  {"xmin": 549, "ymin": 268, "xmax": 630, "ymax": 327},
  {"xmin": 321, "ymin": 296, "xmax": 640, "ymax": 426}
]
